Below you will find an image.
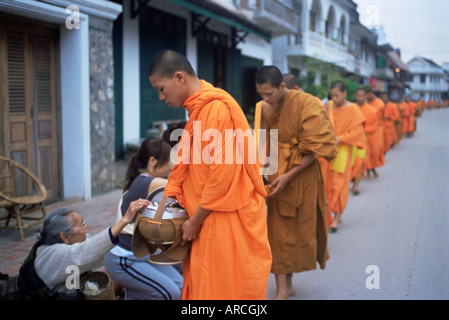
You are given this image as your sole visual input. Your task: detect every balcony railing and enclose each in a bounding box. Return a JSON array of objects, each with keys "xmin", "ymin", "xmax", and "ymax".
[{"xmin": 235, "ymin": 0, "xmax": 301, "ymax": 36}]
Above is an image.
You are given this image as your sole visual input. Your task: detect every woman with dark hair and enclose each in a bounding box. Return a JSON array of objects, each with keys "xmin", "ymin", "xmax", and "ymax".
[
  {"xmin": 104, "ymin": 138, "xmax": 183, "ymax": 300},
  {"xmin": 15, "ymin": 199, "xmax": 149, "ymax": 300}
]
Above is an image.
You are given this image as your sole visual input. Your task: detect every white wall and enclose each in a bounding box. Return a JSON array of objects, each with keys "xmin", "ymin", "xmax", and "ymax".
[
  {"xmin": 237, "ymin": 35, "xmax": 273, "ymax": 66},
  {"xmin": 60, "ymin": 18, "xmax": 92, "ymax": 200}
]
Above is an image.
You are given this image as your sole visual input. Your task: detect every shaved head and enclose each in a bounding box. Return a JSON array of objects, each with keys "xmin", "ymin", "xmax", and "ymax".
[
  {"xmin": 148, "ymin": 49, "xmax": 196, "ymax": 79},
  {"xmin": 283, "ymin": 73, "xmax": 300, "ymax": 90},
  {"xmin": 255, "ymin": 65, "xmax": 283, "ymax": 88}
]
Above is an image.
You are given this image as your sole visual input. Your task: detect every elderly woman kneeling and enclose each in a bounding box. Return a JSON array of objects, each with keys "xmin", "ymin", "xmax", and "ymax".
[{"xmin": 15, "ymin": 198, "xmax": 149, "ymax": 300}]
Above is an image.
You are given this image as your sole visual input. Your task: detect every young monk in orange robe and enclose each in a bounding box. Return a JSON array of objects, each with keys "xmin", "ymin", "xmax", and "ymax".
[
  {"xmin": 381, "ymin": 93, "xmax": 400, "ymax": 152},
  {"xmin": 350, "ymin": 88, "xmax": 375, "ymax": 194},
  {"xmin": 357, "ymin": 88, "xmax": 383, "ymax": 178},
  {"xmin": 350, "ymin": 145, "xmax": 365, "ymax": 195},
  {"xmin": 365, "ymin": 87, "xmax": 385, "ymax": 169},
  {"xmin": 328, "ymin": 81, "xmax": 366, "ymax": 231},
  {"xmin": 401, "ymin": 99, "xmax": 410, "ymax": 136},
  {"xmin": 405, "ymin": 96, "xmax": 417, "ymax": 136},
  {"xmin": 395, "ymin": 98, "xmax": 404, "ymax": 142},
  {"xmin": 148, "ymin": 50, "xmax": 272, "ymax": 300},
  {"xmin": 416, "ymin": 99, "xmax": 424, "ymax": 116},
  {"xmin": 256, "ymin": 67, "xmax": 337, "ymax": 300}
]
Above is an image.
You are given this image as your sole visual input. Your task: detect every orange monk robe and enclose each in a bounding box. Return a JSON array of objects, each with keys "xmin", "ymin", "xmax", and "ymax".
[
  {"xmin": 329, "ymin": 103, "xmax": 366, "ymax": 215},
  {"xmin": 383, "ymin": 101, "xmax": 400, "ymax": 152},
  {"xmin": 396, "ymin": 103, "xmax": 403, "ymax": 141},
  {"xmin": 444, "ymin": 99, "xmax": 449, "ymax": 108},
  {"xmin": 416, "ymin": 100, "xmax": 424, "ymax": 116},
  {"xmin": 367, "ymin": 98, "xmax": 385, "ymax": 166},
  {"xmin": 401, "ymin": 102, "xmax": 410, "ymax": 134},
  {"xmin": 407, "ymin": 101, "xmax": 417, "ymax": 133},
  {"xmin": 265, "ymin": 90, "xmax": 337, "ymax": 274},
  {"xmin": 350, "ymin": 146, "xmax": 366, "ymax": 181},
  {"xmin": 357, "ymin": 103, "xmax": 382, "ymax": 170},
  {"xmin": 368, "ymin": 97, "xmax": 385, "ymax": 121},
  {"xmin": 165, "ymin": 80, "xmax": 272, "ymax": 300}
]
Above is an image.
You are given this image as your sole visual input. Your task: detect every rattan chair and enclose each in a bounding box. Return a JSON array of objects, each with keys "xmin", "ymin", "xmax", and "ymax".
[{"xmin": 0, "ymin": 156, "xmax": 47, "ymax": 241}]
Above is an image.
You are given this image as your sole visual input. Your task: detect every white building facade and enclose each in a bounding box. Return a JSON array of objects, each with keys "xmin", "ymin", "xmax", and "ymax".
[
  {"xmin": 0, "ymin": 0, "xmax": 122, "ymax": 200},
  {"xmin": 270, "ymin": 0, "xmax": 376, "ymax": 91},
  {"xmin": 406, "ymin": 57, "xmax": 448, "ymax": 102}
]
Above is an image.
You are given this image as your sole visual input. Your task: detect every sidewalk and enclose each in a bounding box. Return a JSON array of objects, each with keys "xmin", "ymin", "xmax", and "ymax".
[{"xmin": 0, "ymin": 160, "xmax": 128, "ymax": 278}]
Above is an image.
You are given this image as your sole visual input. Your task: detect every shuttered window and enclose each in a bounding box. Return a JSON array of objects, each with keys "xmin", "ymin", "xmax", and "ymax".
[
  {"xmin": 34, "ymin": 35, "xmax": 52, "ymax": 114},
  {"xmin": 7, "ymin": 30, "xmax": 26, "ymax": 115},
  {"xmin": 1, "ymin": 18, "xmax": 59, "ymax": 201}
]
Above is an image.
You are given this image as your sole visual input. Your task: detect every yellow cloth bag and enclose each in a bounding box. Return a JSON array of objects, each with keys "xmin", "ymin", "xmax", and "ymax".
[
  {"xmin": 351, "ymin": 146, "xmax": 366, "ymax": 167},
  {"xmin": 330, "ymin": 144, "xmax": 350, "ymax": 173}
]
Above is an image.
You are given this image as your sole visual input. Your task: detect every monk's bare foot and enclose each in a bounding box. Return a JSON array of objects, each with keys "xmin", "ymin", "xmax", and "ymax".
[
  {"xmin": 273, "ymin": 274, "xmax": 292, "ymax": 300},
  {"xmin": 329, "ymin": 223, "xmax": 338, "ymax": 232},
  {"xmin": 329, "ymin": 213, "xmax": 341, "ymax": 232},
  {"xmin": 272, "ymin": 292, "xmax": 290, "ymax": 300},
  {"xmin": 288, "ymin": 287, "xmax": 296, "ymax": 297},
  {"xmin": 286, "ymin": 274, "xmax": 296, "ymax": 297},
  {"xmin": 334, "ymin": 213, "xmax": 342, "ymax": 223}
]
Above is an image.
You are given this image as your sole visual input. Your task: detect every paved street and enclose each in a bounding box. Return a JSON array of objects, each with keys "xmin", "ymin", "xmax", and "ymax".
[{"xmin": 266, "ymin": 107, "xmax": 449, "ymax": 300}]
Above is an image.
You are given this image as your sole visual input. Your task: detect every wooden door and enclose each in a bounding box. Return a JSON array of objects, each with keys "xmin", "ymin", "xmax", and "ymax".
[{"xmin": 0, "ymin": 18, "xmax": 59, "ymax": 201}]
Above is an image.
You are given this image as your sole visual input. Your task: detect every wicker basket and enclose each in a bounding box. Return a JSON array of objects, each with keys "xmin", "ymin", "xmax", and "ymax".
[{"xmin": 80, "ymin": 271, "xmax": 115, "ymax": 300}]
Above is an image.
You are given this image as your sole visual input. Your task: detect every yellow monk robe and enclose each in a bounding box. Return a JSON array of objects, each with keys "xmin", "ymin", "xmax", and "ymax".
[
  {"xmin": 165, "ymin": 80, "xmax": 272, "ymax": 300},
  {"xmin": 383, "ymin": 101, "xmax": 400, "ymax": 152},
  {"xmin": 358, "ymin": 103, "xmax": 383, "ymax": 170},
  {"xmin": 329, "ymin": 102, "xmax": 366, "ymax": 214},
  {"xmin": 265, "ymin": 90, "xmax": 337, "ymax": 274}
]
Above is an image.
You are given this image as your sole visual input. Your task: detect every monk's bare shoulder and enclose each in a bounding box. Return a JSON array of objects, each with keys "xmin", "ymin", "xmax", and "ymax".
[{"xmin": 261, "ymin": 101, "xmax": 276, "ymax": 121}]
